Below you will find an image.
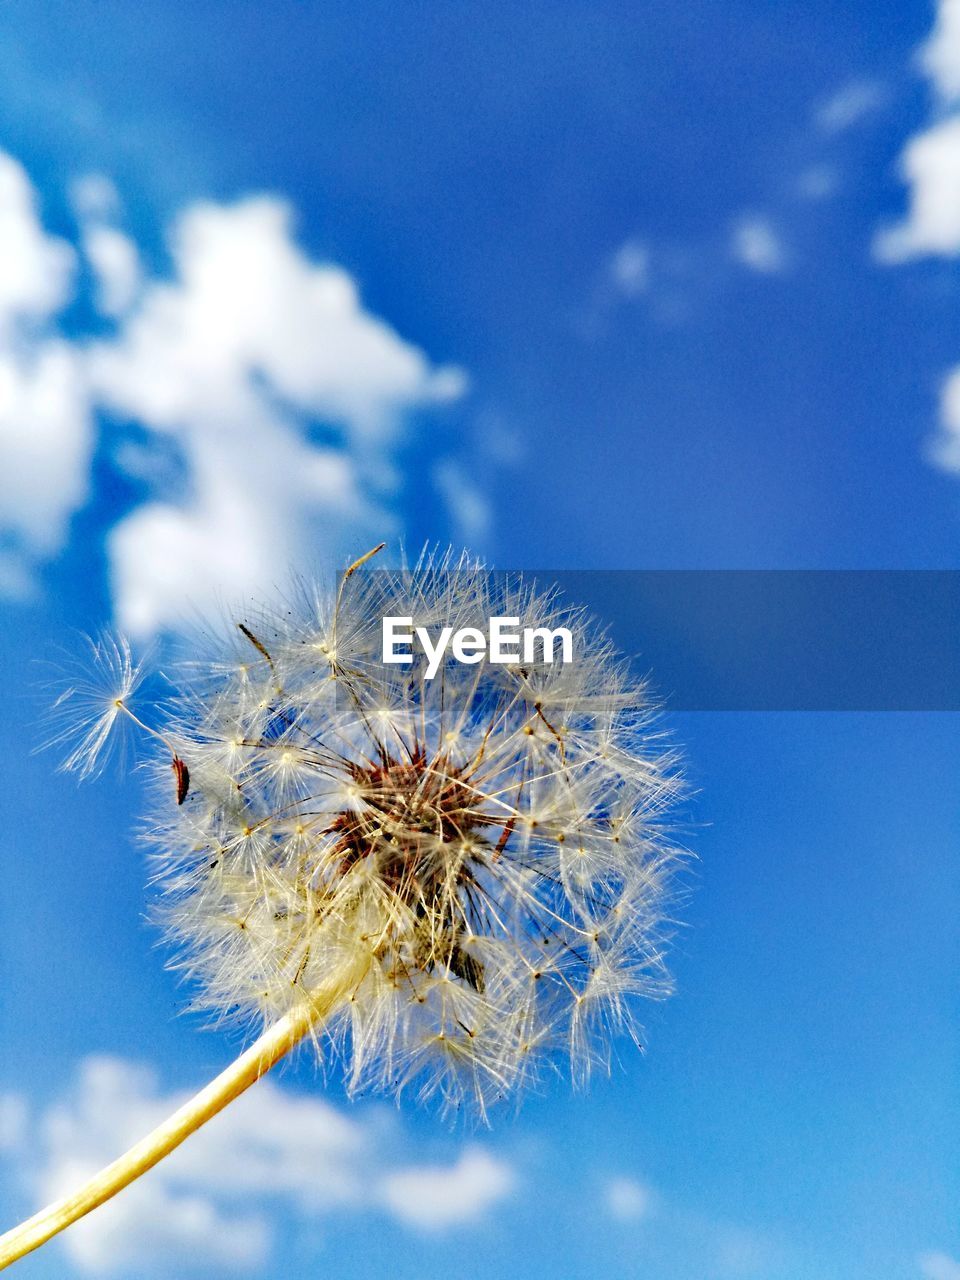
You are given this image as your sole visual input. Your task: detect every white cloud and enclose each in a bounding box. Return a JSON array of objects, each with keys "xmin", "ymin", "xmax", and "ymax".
[
  {"xmin": 69, "ymin": 174, "xmax": 123, "ymax": 222},
  {"xmin": 104, "ymin": 411, "xmax": 374, "ymax": 638},
  {"xmin": 32, "ymin": 1056, "xmax": 361, "ymax": 1273},
  {"xmin": 65, "ymin": 1179, "xmax": 270, "ymax": 1275},
  {"xmin": 581, "ymin": 236, "xmax": 653, "ymax": 336},
  {"xmin": 0, "ymin": 1093, "xmax": 28, "ymax": 1152},
  {"xmin": 600, "ymin": 1175, "xmax": 776, "ymax": 1274},
  {"xmin": 878, "ymin": 2, "xmax": 960, "ymax": 481},
  {"xmin": 433, "ymin": 459, "xmax": 492, "ymax": 544},
  {"xmin": 0, "ymin": 550, "xmax": 36, "ymax": 600},
  {"xmin": 730, "ymin": 215, "xmax": 787, "ymax": 274},
  {"xmin": 874, "ymin": 3, "xmax": 960, "ymax": 262},
  {"xmin": 874, "ymin": 116, "xmax": 960, "ymax": 261},
  {"xmin": 814, "ymin": 79, "xmax": 886, "ymax": 134},
  {"xmin": 92, "ymin": 197, "xmax": 462, "ymax": 434},
  {"xmin": 4, "ymin": 1055, "xmax": 516, "ymax": 1275},
  {"xmin": 83, "ymin": 224, "xmax": 141, "ymax": 317},
  {"xmin": 920, "ymin": 1252, "xmax": 960, "ymax": 1280},
  {"xmin": 88, "ymin": 196, "xmax": 466, "ymax": 635},
  {"xmin": 929, "ymin": 364, "xmax": 960, "ymax": 472},
  {"xmin": 796, "ymin": 164, "xmax": 840, "ymax": 202},
  {"xmin": 605, "ymin": 1175, "xmax": 653, "ymax": 1222},
  {"xmin": 609, "ymin": 238, "xmax": 649, "ymax": 297},
  {"xmin": 920, "ymin": 0, "xmax": 960, "ymax": 103},
  {"xmin": 714, "ymin": 1225, "xmax": 770, "ymax": 1276},
  {"xmin": 0, "ymin": 155, "xmax": 93, "ymax": 585},
  {"xmin": 0, "ymin": 343, "xmax": 92, "ymax": 559},
  {"xmin": 0, "ymin": 153, "xmax": 74, "ymax": 331},
  {"xmin": 379, "ymin": 1147, "xmax": 515, "ymax": 1231},
  {"xmin": 0, "ymin": 149, "xmax": 477, "ymax": 621}
]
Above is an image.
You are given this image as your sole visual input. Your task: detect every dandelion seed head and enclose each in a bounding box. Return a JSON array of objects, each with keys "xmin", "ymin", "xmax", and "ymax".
[{"xmin": 63, "ymin": 552, "xmax": 688, "ymax": 1118}]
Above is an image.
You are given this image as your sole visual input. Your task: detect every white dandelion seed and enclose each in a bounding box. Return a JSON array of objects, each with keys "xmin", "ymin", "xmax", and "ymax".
[
  {"xmin": 0, "ymin": 547, "xmax": 689, "ymax": 1268},
  {"xmin": 43, "ymin": 633, "xmax": 145, "ymax": 779}
]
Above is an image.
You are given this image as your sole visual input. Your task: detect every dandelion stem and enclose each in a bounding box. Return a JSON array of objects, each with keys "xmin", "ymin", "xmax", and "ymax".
[{"xmin": 0, "ymin": 957, "xmax": 366, "ymax": 1271}]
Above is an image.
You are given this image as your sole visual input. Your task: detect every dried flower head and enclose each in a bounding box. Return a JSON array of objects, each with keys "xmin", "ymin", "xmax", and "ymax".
[{"xmin": 66, "ymin": 552, "xmax": 687, "ymax": 1117}]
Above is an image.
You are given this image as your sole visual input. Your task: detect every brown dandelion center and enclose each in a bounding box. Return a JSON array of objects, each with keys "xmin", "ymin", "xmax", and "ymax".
[
  {"xmin": 328, "ymin": 748, "xmax": 492, "ymax": 991},
  {"xmin": 331, "ymin": 748, "xmax": 487, "ymax": 871}
]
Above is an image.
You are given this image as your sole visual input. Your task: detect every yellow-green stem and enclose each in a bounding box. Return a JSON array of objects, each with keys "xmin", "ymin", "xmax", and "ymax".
[{"xmin": 0, "ymin": 961, "xmax": 363, "ymax": 1271}]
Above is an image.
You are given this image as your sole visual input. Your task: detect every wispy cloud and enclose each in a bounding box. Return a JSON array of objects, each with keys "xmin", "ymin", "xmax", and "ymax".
[
  {"xmin": 0, "ymin": 1093, "xmax": 27, "ymax": 1153},
  {"xmin": 604, "ymin": 1175, "xmax": 654, "ymax": 1221},
  {"xmin": 597, "ymin": 1169, "xmax": 776, "ymax": 1276},
  {"xmin": 795, "ymin": 164, "xmax": 841, "ymax": 202},
  {"xmin": 920, "ymin": 1251, "xmax": 960, "ymax": 1280},
  {"xmin": 814, "ymin": 79, "xmax": 886, "ymax": 134},
  {"xmin": 432, "ymin": 459, "xmax": 492, "ymax": 543},
  {"xmin": 730, "ymin": 214, "xmax": 787, "ymax": 275},
  {"xmin": 929, "ymin": 358, "xmax": 960, "ymax": 474},
  {"xmin": 586, "ymin": 214, "xmax": 787, "ymax": 337},
  {"xmin": 608, "ymin": 238, "xmax": 650, "ymax": 298},
  {"xmin": 3, "ymin": 1055, "xmax": 516, "ymax": 1275}
]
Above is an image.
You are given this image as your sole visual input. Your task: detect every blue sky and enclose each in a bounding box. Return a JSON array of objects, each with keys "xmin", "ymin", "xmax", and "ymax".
[{"xmin": 0, "ymin": 3, "xmax": 958, "ymax": 1278}]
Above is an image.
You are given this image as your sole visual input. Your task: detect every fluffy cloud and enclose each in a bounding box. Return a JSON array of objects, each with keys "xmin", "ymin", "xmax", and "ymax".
[
  {"xmin": 82, "ymin": 224, "xmax": 141, "ymax": 317},
  {"xmin": 0, "ymin": 153, "xmax": 472, "ymax": 628},
  {"xmin": 380, "ymin": 1148, "xmax": 515, "ymax": 1231},
  {"xmin": 5, "ymin": 1055, "xmax": 515, "ymax": 1275},
  {"xmin": 877, "ymin": 1, "xmax": 960, "ymax": 479},
  {"xmin": 921, "ymin": 0, "xmax": 960, "ymax": 103},
  {"xmin": 730, "ymin": 215, "xmax": 786, "ymax": 274},
  {"xmin": 88, "ymin": 195, "xmax": 466, "ymax": 635},
  {"xmin": 0, "ymin": 342, "xmax": 91, "ymax": 563},
  {"xmin": 875, "ymin": 2, "xmax": 960, "ymax": 261},
  {"xmin": 0, "ymin": 154, "xmax": 94, "ymax": 590},
  {"xmin": 0, "ymin": 153, "xmax": 75, "ymax": 329},
  {"xmin": 920, "ymin": 1253, "xmax": 960, "ymax": 1280},
  {"xmin": 874, "ymin": 116, "xmax": 960, "ymax": 262},
  {"xmin": 91, "ymin": 197, "xmax": 463, "ymax": 435}
]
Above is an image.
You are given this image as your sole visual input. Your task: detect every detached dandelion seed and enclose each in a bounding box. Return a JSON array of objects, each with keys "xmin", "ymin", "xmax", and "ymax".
[
  {"xmin": 1, "ymin": 548, "xmax": 689, "ymax": 1269},
  {"xmin": 44, "ymin": 633, "xmax": 144, "ymax": 779}
]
